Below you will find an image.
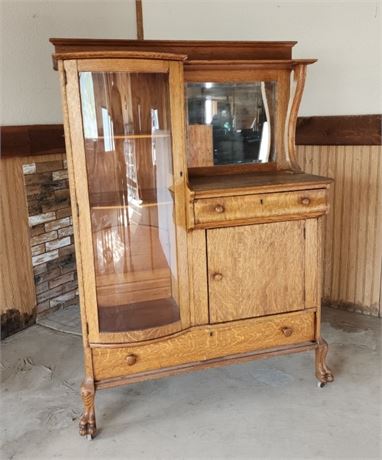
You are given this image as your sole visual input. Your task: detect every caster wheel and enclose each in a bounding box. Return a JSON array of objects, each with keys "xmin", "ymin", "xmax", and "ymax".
[{"xmin": 317, "ymin": 381, "xmax": 326, "ymax": 388}]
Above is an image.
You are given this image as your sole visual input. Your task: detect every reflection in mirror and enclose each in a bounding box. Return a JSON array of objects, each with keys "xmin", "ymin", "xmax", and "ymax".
[{"xmin": 186, "ymin": 82, "xmax": 276, "ymax": 167}]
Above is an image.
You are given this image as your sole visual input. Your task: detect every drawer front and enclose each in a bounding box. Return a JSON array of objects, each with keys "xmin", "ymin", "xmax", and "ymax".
[
  {"xmin": 193, "ymin": 189, "xmax": 327, "ymax": 227},
  {"xmin": 92, "ymin": 311, "xmax": 315, "ymax": 381}
]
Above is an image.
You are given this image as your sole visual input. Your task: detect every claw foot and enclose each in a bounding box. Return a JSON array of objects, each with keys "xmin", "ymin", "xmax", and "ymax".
[
  {"xmin": 79, "ymin": 414, "xmax": 96, "ymax": 438},
  {"xmin": 315, "ymin": 337, "xmax": 334, "ymax": 385},
  {"xmin": 79, "ymin": 380, "xmax": 96, "ymax": 438}
]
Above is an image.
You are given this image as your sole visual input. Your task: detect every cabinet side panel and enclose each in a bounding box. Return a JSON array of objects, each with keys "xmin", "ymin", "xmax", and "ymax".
[
  {"xmin": 188, "ymin": 229, "xmax": 209, "ymax": 325},
  {"xmin": 305, "ymin": 218, "xmax": 319, "ymax": 309},
  {"xmin": 58, "ymin": 60, "xmax": 94, "ymax": 376},
  {"xmin": 169, "ymin": 61, "xmax": 191, "ymax": 329},
  {"xmin": 64, "ymin": 60, "xmax": 100, "ymax": 341}
]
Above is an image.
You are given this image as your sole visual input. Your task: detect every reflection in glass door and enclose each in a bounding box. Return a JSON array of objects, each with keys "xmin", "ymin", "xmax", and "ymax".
[{"xmin": 79, "ymin": 71, "xmax": 180, "ymax": 333}]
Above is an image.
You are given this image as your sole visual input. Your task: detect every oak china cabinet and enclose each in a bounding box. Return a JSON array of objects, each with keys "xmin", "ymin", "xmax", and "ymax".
[{"xmin": 51, "ymin": 38, "xmax": 334, "ymax": 438}]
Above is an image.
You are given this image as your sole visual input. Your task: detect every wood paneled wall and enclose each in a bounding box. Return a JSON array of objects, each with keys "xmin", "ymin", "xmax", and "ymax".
[
  {"xmin": 0, "ymin": 157, "xmax": 37, "ymax": 337},
  {"xmin": 296, "ymin": 145, "xmax": 382, "ymax": 316}
]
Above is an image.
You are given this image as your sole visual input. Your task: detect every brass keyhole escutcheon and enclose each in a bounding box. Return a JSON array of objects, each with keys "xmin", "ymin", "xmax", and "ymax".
[
  {"xmin": 301, "ymin": 197, "xmax": 310, "ymax": 206},
  {"xmin": 281, "ymin": 327, "xmax": 293, "ymax": 337},
  {"xmin": 213, "ymin": 272, "xmax": 223, "ymax": 281},
  {"xmin": 214, "ymin": 204, "xmax": 225, "ymax": 213},
  {"xmin": 126, "ymin": 354, "xmax": 137, "ymax": 366}
]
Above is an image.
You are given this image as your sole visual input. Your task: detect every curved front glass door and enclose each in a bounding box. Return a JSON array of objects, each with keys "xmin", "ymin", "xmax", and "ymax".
[{"xmin": 79, "ymin": 71, "xmax": 179, "ymax": 333}]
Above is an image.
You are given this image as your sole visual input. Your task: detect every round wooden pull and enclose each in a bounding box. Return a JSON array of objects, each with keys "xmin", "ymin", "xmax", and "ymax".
[
  {"xmin": 213, "ymin": 272, "xmax": 223, "ymax": 281},
  {"xmin": 281, "ymin": 327, "xmax": 293, "ymax": 337},
  {"xmin": 126, "ymin": 354, "xmax": 137, "ymax": 366},
  {"xmin": 301, "ymin": 197, "xmax": 310, "ymax": 205},
  {"xmin": 214, "ymin": 204, "xmax": 225, "ymax": 213}
]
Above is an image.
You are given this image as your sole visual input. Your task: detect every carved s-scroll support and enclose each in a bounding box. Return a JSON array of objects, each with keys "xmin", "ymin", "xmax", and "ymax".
[
  {"xmin": 79, "ymin": 379, "xmax": 96, "ymax": 438},
  {"xmin": 315, "ymin": 337, "xmax": 334, "ymax": 385},
  {"xmin": 283, "ymin": 64, "xmax": 307, "ymax": 171}
]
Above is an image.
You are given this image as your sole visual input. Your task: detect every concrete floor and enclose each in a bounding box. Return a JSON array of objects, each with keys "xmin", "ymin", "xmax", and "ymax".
[{"xmin": 1, "ymin": 308, "xmax": 381, "ymax": 460}]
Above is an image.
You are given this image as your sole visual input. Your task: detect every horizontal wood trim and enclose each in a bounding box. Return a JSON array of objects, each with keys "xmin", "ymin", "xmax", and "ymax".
[
  {"xmin": 296, "ymin": 115, "xmax": 382, "ymax": 145},
  {"xmin": 2, "ymin": 115, "xmax": 380, "ymax": 158},
  {"xmin": 50, "ymin": 39, "xmax": 296, "ymax": 67},
  {"xmin": 1, "ymin": 125, "xmax": 65, "ymax": 157}
]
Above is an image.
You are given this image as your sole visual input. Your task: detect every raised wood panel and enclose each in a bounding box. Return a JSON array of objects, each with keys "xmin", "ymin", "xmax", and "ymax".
[
  {"xmin": 0, "ymin": 157, "xmax": 36, "ymax": 336},
  {"xmin": 296, "ymin": 145, "xmax": 382, "ymax": 316},
  {"xmin": 187, "ymin": 125, "xmax": 213, "ymax": 167},
  {"xmin": 207, "ymin": 221, "xmax": 305, "ymax": 322},
  {"xmin": 92, "ymin": 310, "xmax": 315, "ymax": 381}
]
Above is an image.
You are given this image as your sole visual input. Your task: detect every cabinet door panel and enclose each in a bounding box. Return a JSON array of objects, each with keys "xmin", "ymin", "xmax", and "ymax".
[
  {"xmin": 207, "ymin": 221, "xmax": 305, "ymax": 322},
  {"xmin": 64, "ymin": 59, "xmax": 189, "ymax": 343}
]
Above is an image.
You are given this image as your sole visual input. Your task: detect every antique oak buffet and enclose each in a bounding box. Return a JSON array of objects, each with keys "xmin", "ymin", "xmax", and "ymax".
[{"xmin": 50, "ymin": 39, "xmax": 334, "ymax": 438}]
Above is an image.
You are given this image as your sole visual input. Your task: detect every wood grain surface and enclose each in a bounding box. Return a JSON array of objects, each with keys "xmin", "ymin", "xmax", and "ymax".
[
  {"xmin": 207, "ymin": 221, "xmax": 305, "ymax": 322},
  {"xmin": 193, "ymin": 189, "xmax": 328, "ymax": 228},
  {"xmin": 92, "ymin": 310, "xmax": 315, "ymax": 380},
  {"xmin": 0, "ymin": 157, "xmax": 36, "ymax": 336},
  {"xmin": 297, "ymin": 115, "xmax": 382, "ymax": 146}
]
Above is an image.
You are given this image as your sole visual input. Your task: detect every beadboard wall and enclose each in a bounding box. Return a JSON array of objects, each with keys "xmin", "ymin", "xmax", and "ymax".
[{"xmin": 296, "ymin": 145, "xmax": 382, "ymax": 316}]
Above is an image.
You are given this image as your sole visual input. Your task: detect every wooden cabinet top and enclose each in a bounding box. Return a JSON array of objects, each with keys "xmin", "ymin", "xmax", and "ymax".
[
  {"xmin": 49, "ymin": 38, "xmax": 311, "ymax": 69},
  {"xmin": 188, "ymin": 172, "xmax": 333, "ymax": 198}
]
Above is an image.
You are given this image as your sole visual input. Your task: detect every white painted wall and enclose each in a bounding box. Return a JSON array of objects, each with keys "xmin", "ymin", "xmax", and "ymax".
[
  {"xmin": 1, "ymin": 0, "xmax": 381, "ymax": 123},
  {"xmin": 143, "ymin": 0, "xmax": 382, "ymax": 116},
  {"xmin": 0, "ymin": 0, "xmax": 137, "ymax": 125}
]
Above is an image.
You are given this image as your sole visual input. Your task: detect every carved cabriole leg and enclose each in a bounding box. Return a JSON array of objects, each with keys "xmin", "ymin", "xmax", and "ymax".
[
  {"xmin": 79, "ymin": 379, "xmax": 96, "ymax": 438},
  {"xmin": 315, "ymin": 337, "xmax": 334, "ymax": 385}
]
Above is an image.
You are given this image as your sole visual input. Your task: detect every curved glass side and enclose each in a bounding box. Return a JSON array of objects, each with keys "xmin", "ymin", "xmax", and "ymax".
[{"xmin": 79, "ymin": 71, "xmax": 179, "ymax": 333}]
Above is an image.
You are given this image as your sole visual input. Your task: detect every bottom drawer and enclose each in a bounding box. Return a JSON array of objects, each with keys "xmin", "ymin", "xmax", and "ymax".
[{"xmin": 92, "ymin": 310, "xmax": 315, "ymax": 381}]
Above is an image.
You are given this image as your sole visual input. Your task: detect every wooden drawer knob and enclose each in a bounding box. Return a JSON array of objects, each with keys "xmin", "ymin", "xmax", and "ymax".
[
  {"xmin": 281, "ymin": 327, "xmax": 293, "ymax": 337},
  {"xmin": 126, "ymin": 354, "xmax": 137, "ymax": 366},
  {"xmin": 212, "ymin": 272, "xmax": 223, "ymax": 281},
  {"xmin": 214, "ymin": 204, "xmax": 225, "ymax": 213},
  {"xmin": 301, "ymin": 197, "xmax": 311, "ymax": 205}
]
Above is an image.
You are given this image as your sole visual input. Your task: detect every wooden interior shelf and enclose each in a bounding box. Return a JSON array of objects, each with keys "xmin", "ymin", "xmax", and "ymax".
[
  {"xmin": 86, "ymin": 133, "xmax": 170, "ymax": 140},
  {"xmin": 98, "ymin": 298, "xmax": 180, "ymax": 332},
  {"xmin": 89, "ymin": 190, "xmax": 172, "ymax": 208},
  {"xmin": 91, "ymin": 201, "xmax": 172, "ymax": 211}
]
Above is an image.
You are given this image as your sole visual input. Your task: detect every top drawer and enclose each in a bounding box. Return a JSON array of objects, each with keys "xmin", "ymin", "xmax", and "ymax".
[{"xmin": 192, "ymin": 189, "xmax": 328, "ymax": 228}]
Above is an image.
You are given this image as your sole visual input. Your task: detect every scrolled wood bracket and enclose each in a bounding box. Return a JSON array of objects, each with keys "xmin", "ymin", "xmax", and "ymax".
[{"xmin": 283, "ymin": 63, "xmax": 308, "ymax": 171}]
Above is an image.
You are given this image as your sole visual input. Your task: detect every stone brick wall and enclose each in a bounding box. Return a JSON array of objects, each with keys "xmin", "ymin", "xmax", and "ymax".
[{"xmin": 23, "ymin": 156, "xmax": 78, "ymax": 314}]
